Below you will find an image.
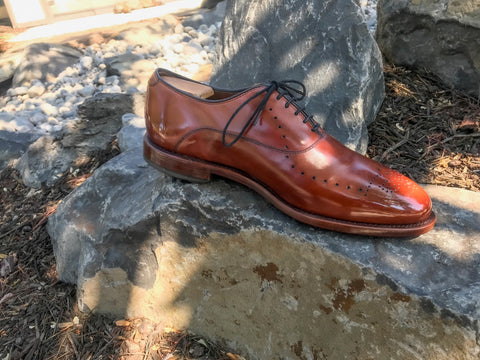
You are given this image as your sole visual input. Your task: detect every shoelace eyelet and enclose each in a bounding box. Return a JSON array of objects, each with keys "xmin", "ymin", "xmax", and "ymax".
[{"xmin": 223, "ymin": 80, "xmax": 321, "ymax": 147}]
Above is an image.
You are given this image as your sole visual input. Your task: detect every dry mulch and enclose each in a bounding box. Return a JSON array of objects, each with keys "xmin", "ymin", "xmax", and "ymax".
[
  {"xmin": 1, "ymin": 64, "xmax": 479, "ymax": 359},
  {"xmin": 0, "ymin": 142, "xmax": 122, "ymax": 359},
  {"xmin": 368, "ymin": 64, "xmax": 480, "ymax": 192}
]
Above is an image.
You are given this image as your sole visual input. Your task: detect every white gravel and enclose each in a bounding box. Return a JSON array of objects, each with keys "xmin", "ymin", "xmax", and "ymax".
[{"xmin": 0, "ymin": 21, "xmax": 220, "ymax": 135}]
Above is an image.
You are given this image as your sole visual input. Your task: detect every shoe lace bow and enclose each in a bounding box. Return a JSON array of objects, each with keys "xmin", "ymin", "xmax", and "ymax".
[{"xmin": 222, "ymin": 80, "xmax": 320, "ymax": 147}]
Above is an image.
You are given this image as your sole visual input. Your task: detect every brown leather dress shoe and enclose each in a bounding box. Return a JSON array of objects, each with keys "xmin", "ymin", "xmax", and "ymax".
[{"xmin": 143, "ymin": 68, "xmax": 435, "ymax": 237}]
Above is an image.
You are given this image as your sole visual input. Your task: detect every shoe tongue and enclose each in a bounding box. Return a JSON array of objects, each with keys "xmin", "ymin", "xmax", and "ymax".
[{"xmin": 163, "ymin": 76, "xmax": 214, "ymax": 99}]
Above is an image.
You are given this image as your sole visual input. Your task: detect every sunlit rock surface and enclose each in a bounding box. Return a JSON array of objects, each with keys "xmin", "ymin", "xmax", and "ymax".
[
  {"xmin": 47, "ymin": 147, "xmax": 480, "ymax": 359},
  {"xmin": 12, "ymin": 43, "xmax": 82, "ymax": 88}
]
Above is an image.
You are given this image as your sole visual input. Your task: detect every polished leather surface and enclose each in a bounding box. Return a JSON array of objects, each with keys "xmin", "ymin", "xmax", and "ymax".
[{"xmin": 145, "ymin": 69, "xmax": 433, "ymax": 226}]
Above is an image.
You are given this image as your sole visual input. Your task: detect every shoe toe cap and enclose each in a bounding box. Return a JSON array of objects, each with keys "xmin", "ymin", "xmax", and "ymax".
[{"xmin": 376, "ymin": 169, "xmax": 433, "ymax": 224}]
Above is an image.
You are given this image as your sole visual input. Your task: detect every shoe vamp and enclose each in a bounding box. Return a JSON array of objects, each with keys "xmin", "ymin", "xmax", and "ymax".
[{"xmin": 176, "ymin": 131, "xmax": 431, "ymax": 225}]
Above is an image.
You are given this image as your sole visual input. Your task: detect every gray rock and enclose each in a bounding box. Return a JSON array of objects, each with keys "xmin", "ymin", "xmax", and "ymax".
[
  {"xmin": 0, "ymin": 112, "xmax": 35, "ymax": 132},
  {"xmin": 0, "ymin": 51, "xmax": 23, "ymax": 84},
  {"xmin": 12, "ymin": 43, "xmax": 82, "ymax": 88},
  {"xmin": 0, "ymin": 112, "xmax": 14, "ymax": 123},
  {"xmin": 62, "ymin": 93, "xmax": 133, "ymax": 149},
  {"xmin": 105, "ymin": 54, "xmax": 154, "ymax": 90},
  {"xmin": 29, "ymin": 112, "xmax": 47, "ymax": 126},
  {"xmin": 376, "ymin": 0, "xmax": 480, "ymax": 96},
  {"xmin": 200, "ymin": 0, "xmax": 224, "ymax": 10},
  {"xmin": 7, "ymin": 86, "xmax": 29, "ymax": 97},
  {"xmin": 117, "ymin": 114, "xmax": 145, "ymax": 152},
  {"xmin": 105, "ymin": 75, "xmax": 120, "ymax": 85},
  {"xmin": 211, "ymin": 0, "xmax": 385, "ymax": 154},
  {"xmin": 48, "ymin": 148, "xmax": 480, "ymax": 359},
  {"xmin": 76, "ymin": 93, "xmax": 142, "ymax": 122},
  {"xmin": 105, "ymin": 53, "xmax": 143, "ymax": 77},
  {"xmin": 182, "ymin": 0, "xmax": 226, "ymax": 28},
  {"xmin": 183, "ymin": 40, "xmax": 203, "ymax": 56},
  {"xmin": 48, "ymin": 150, "xmax": 160, "ymax": 286},
  {"xmin": 0, "ymin": 131, "xmax": 40, "ymax": 170},
  {"xmin": 79, "ymin": 56, "xmax": 93, "ymax": 71},
  {"xmin": 15, "ymin": 93, "xmax": 144, "ymax": 188},
  {"xmin": 40, "ymin": 103, "xmax": 58, "ymax": 117},
  {"xmin": 15, "ymin": 135, "xmax": 77, "ymax": 188},
  {"xmin": 197, "ymin": 32, "xmax": 213, "ymax": 47},
  {"xmin": 115, "ymin": 14, "xmax": 179, "ymax": 46},
  {"xmin": 77, "ymin": 84, "xmax": 96, "ymax": 97}
]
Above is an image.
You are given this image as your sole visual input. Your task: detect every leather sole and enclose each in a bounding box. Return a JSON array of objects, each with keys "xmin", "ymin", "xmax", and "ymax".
[{"xmin": 144, "ymin": 135, "xmax": 436, "ymax": 237}]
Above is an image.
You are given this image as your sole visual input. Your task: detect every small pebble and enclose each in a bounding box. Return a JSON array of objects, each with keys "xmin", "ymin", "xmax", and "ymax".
[
  {"xmin": 174, "ymin": 23, "xmax": 184, "ymax": 34},
  {"xmin": 198, "ymin": 24, "xmax": 209, "ymax": 33},
  {"xmin": 8, "ymin": 86, "xmax": 29, "ymax": 96},
  {"xmin": 30, "ymin": 112, "xmax": 47, "ymax": 126},
  {"xmin": 27, "ymin": 83, "xmax": 46, "ymax": 98},
  {"xmin": 173, "ymin": 43, "xmax": 184, "ymax": 54},
  {"xmin": 80, "ymin": 56, "xmax": 93, "ymax": 70},
  {"xmin": 40, "ymin": 103, "xmax": 58, "ymax": 116},
  {"xmin": 78, "ymin": 84, "xmax": 96, "ymax": 97}
]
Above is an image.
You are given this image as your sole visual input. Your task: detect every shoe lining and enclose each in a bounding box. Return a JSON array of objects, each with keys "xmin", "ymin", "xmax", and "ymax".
[{"xmin": 163, "ymin": 76, "xmax": 215, "ymax": 99}]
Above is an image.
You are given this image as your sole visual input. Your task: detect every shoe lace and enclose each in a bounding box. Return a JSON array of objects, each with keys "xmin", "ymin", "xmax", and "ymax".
[{"xmin": 222, "ymin": 80, "xmax": 321, "ymax": 147}]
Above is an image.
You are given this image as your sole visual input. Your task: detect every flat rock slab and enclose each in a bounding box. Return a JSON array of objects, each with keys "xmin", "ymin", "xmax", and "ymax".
[
  {"xmin": 47, "ymin": 149, "xmax": 480, "ymax": 359},
  {"xmin": 0, "ymin": 130, "xmax": 40, "ymax": 170},
  {"xmin": 12, "ymin": 43, "xmax": 82, "ymax": 87}
]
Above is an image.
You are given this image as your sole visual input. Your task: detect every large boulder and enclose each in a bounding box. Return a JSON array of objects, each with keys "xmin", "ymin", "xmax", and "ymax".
[
  {"xmin": 211, "ymin": 0, "xmax": 385, "ymax": 154},
  {"xmin": 47, "ymin": 147, "xmax": 480, "ymax": 359},
  {"xmin": 376, "ymin": 0, "xmax": 480, "ymax": 96}
]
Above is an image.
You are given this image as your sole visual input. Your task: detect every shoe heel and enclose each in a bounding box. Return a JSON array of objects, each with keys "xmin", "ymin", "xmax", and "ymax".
[{"xmin": 143, "ymin": 135, "xmax": 211, "ymax": 183}]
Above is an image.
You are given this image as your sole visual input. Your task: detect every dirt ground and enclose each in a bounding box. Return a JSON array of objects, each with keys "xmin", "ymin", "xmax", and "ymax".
[{"xmin": 1, "ymin": 24, "xmax": 479, "ymax": 359}]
